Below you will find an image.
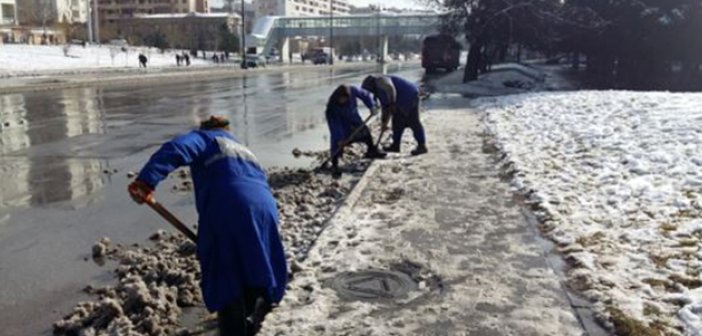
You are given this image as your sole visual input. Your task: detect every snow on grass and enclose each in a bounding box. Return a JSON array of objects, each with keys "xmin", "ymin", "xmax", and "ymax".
[
  {"xmin": 0, "ymin": 44, "xmax": 210, "ymax": 76},
  {"xmin": 477, "ymin": 91, "xmax": 702, "ymax": 335},
  {"xmin": 432, "ymin": 63, "xmax": 576, "ymax": 97}
]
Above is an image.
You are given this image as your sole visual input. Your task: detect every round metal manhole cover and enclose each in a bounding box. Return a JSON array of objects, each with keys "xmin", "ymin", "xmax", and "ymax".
[{"xmin": 328, "ymin": 270, "xmax": 417, "ymax": 301}]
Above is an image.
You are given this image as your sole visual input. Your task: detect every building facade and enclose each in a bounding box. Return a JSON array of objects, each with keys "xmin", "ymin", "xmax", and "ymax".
[
  {"xmin": 98, "ymin": 0, "xmax": 209, "ymax": 23},
  {"xmin": 0, "ymin": 0, "xmax": 17, "ymax": 26},
  {"xmin": 256, "ymin": 0, "xmax": 350, "ymax": 18},
  {"xmin": 16, "ymin": 0, "xmax": 88, "ymax": 25},
  {"xmin": 116, "ymin": 12, "xmax": 240, "ymax": 51},
  {"xmin": 56, "ymin": 0, "xmax": 89, "ymax": 23}
]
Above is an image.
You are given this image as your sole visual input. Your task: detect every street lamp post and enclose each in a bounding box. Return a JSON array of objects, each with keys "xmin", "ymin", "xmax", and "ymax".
[
  {"xmin": 329, "ymin": 0, "xmax": 333, "ymax": 65},
  {"xmin": 240, "ymin": 0, "xmax": 247, "ymax": 69},
  {"xmin": 86, "ymin": 0, "xmax": 93, "ymax": 43},
  {"xmin": 93, "ymin": 0, "xmax": 100, "ymax": 43},
  {"xmin": 376, "ymin": 5, "xmax": 381, "ymax": 63}
]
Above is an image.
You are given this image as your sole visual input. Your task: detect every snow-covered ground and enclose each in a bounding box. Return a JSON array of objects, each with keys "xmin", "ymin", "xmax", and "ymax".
[
  {"xmin": 478, "ymin": 91, "xmax": 702, "ymax": 334},
  {"xmin": 432, "ymin": 63, "xmax": 576, "ymax": 97},
  {"xmin": 260, "ymin": 98, "xmax": 584, "ymax": 335},
  {"xmin": 0, "ymin": 44, "xmax": 211, "ymax": 76}
]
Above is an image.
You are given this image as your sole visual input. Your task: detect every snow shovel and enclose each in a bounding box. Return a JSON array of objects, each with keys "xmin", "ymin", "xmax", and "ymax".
[
  {"xmin": 314, "ymin": 113, "xmax": 376, "ymax": 173},
  {"xmin": 374, "ymin": 126, "xmax": 389, "ymax": 148},
  {"xmin": 146, "ymin": 197, "xmax": 198, "ymax": 243}
]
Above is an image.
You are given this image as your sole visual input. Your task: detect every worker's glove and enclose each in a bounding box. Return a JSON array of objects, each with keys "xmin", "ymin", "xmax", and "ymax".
[{"xmin": 128, "ymin": 180, "xmax": 154, "ymax": 205}]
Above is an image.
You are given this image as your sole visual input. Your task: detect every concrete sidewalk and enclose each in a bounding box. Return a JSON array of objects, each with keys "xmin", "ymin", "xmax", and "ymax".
[{"xmin": 260, "ymin": 97, "xmax": 587, "ymax": 335}]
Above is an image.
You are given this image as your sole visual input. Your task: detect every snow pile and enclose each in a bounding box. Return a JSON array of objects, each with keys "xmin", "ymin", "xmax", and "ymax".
[
  {"xmin": 0, "ymin": 44, "xmax": 209, "ymax": 77},
  {"xmin": 54, "ymin": 233, "xmax": 198, "ymax": 336},
  {"xmin": 432, "ymin": 63, "xmax": 575, "ymax": 97},
  {"xmin": 54, "ymin": 150, "xmax": 370, "ymax": 335},
  {"xmin": 478, "ymin": 91, "xmax": 702, "ymax": 334}
]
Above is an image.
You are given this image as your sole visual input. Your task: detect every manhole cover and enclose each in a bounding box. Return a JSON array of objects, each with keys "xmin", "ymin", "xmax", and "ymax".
[{"xmin": 327, "ymin": 270, "xmax": 417, "ymax": 301}]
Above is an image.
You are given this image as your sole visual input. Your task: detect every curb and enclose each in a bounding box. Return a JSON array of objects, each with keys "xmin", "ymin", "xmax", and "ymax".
[{"xmin": 299, "ymin": 160, "xmax": 380, "ymax": 262}]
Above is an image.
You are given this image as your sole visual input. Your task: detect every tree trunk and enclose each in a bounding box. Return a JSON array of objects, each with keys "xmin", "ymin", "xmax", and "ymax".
[
  {"xmin": 497, "ymin": 44, "xmax": 508, "ymax": 63},
  {"xmin": 463, "ymin": 41, "xmax": 482, "ymax": 83},
  {"xmin": 571, "ymin": 52, "xmax": 580, "ymax": 69},
  {"xmin": 516, "ymin": 43, "xmax": 522, "ymax": 63}
]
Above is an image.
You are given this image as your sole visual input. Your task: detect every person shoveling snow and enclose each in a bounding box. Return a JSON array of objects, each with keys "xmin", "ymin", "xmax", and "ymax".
[
  {"xmin": 362, "ymin": 74, "xmax": 428, "ymax": 156},
  {"xmin": 323, "ymin": 84, "xmax": 387, "ymax": 178},
  {"xmin": 128, "ymin": 115, "xmax": 287, "ymax": 336}
]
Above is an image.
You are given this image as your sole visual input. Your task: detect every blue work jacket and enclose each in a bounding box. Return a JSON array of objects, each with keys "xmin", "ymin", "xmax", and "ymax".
[
  {"xmin": 137, "ymin": 129, "xmax": 287, "ymax": 312},
  {"xmin": 326, "ymin": 86, "xmax": 375, "ymax": 155}
]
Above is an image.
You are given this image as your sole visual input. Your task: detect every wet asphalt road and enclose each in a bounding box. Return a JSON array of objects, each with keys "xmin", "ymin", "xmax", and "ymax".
[{"xmin": 0, "ymin": 63, "xmax": 424, "ymax": 335}]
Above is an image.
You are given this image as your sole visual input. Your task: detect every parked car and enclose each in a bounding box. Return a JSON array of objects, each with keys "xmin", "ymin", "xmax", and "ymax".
[
  {"xmin": 267, "ymin": 48, "xmax": 281, "ymax": 64},
  {"xmin": 245, "ymin": 54, "xmax": 266, "ymax": 68},
  {"xmin": 266, "ymin": 54, "xmax": 281, "ymax": 64},
  {"xmin": 312, "ymin": 52, "xmax": 331, "ymax": 65},
  {"xmin": 109, "ymin": 39, "xmax": 128, "ymax": 47}
]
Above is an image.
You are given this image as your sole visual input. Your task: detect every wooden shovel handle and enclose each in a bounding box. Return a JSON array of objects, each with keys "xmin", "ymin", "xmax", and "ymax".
[{"xmin": 146, "ymin": 199, "xmax": 198, "ymax": 243}]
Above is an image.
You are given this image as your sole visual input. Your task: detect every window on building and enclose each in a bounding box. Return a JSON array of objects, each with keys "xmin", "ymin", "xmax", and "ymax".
[{"xmin": 1, "ymin": 4, "xmax": 15, "ymax": 21}]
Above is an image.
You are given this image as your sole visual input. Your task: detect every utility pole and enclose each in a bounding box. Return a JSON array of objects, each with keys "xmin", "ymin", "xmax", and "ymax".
[
  {"xmin": 13, "ymin": 0, "xmax": 18, "ymax": 25},
  {"xmin": 86, "ymin": 0, "xmax": 93, "ymax": 43},
  {"xmin": 93, "ymin": 0, "xmax": 100, "ymax": 43},
  {"xmin": 240, "ymin": 0, "xmax": 247, "ymax": 69},
  {"xmin": 329, "ymin": 0, "xmax": 333, "ymax": 65},
  {"xmin": 376, "ymin": 4, "xmax": 380, "ymax": 63}
]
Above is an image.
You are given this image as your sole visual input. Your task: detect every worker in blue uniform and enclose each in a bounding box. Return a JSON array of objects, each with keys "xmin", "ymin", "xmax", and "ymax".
[
  {"xmin": 361, "ymin": 75, "xmax": 428, "ymax": 156},
  {"xmin": 325, "ymin": 84, "xmax": 387, "ymax": 177},
  {"xmin": 127, "ymin": 116, "xmax": 287, "ymax": 336}
]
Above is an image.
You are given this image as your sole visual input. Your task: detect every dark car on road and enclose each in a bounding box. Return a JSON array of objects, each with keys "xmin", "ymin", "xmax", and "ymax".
[
  {"xmin": 422, "ymin": 35, "xmax": 461, "ymax": 73},
  {"xmin": 245, "ymin": 54, "xmax": 267, "ymax": 68},
  {"xmin": 312, "ymin": 52, "xmax": 331, "ymax": 65}
]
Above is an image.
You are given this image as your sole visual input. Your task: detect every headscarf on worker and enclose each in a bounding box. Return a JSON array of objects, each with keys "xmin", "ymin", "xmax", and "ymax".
[{"xmin": 135, "ymin": 115, "xmax": 287, "ymax": 312}]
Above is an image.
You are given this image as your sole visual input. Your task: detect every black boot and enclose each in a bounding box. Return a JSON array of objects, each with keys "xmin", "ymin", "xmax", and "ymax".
[
  {"xmin": 411, "ymin": 144, "xmax": 428, "ymax": 156},
  {"xmin": 383, "ymin": 143, "xmax": 401, "ymax": 153},
  {"xmin": 365, "ymin": 146, "xmax": 388, "ymax": 159},
  {"xmin": 331, "ymin": 166, "xmax": 342, "ymax": 179}
]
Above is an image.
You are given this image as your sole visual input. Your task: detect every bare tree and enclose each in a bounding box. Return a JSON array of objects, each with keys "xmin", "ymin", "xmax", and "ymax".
[
  {"xmin": 224, "ymin": 0, "xmax": 236, "ymax": 13},
  {"xmin": 18, "ymin": 0, "xmax": 57, "ymax": 36},
  {"xmin": 430, "ymin": 0, "xmax": 607, "ymax": 83}
]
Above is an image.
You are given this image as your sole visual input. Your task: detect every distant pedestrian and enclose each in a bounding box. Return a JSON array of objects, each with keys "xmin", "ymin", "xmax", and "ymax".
[
  {"xmin": 212, "ymin": 54, "xmax": 220, "ymax": 63},
  {"xmin": 176, "ymin": 54, "xmax": 182, "ymax": 66},
  {"xmin": 184, "ymin": 53, "xmax": 191, "ymax": 66},
  {"xmin": 138, "ymin": 54, "xmax": 148, "ymax": 68},
  {"xmin": 224, "ymin": 51, "xmax": 229, "ymax": 60}
]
